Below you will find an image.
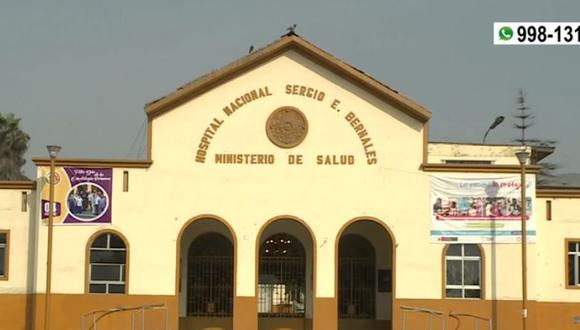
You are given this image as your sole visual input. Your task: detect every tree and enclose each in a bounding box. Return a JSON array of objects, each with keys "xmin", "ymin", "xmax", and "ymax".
[
  {"xmin": 0, "ymin": 113, "xmax": 30, "ymax": 180},
  {"xmin": 513, "ymin": 90, "xmax": 559, "ymax": 183}
]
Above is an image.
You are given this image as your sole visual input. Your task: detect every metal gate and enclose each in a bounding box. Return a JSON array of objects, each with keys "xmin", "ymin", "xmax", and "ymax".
[
  {"xmin": 187, "ymin": 255, "xmax": 233, "ymax": 316},
  {"xmin": 258, "ymin": 234, "xmax": 306, "ymax": 318},
  {"xmin": 338, "ymin": 257, "xmax": 375, "ymax": 319},
  {"xmin": 187, "ymin": 233, "xmax": 234, "ymax": 317},
  {"xmin": 338, "ymin": 234, "xmax": 376, "ymax": 319}
]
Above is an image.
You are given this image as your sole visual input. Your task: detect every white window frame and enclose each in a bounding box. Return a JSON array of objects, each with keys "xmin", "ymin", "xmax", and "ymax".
[
  {"xmin": 445, "ymin": 244, "xmax": 482, "ymax": 299},
  {"xmin": 89, "ymin": 233, "xmax": 126, "ymax": 294}
]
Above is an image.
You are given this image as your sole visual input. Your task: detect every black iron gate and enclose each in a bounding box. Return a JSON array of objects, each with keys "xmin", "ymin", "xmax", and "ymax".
[
  {"xmin": 338, "ymin": 234, "xmax": 376, "ymax": 319},
  {"xmin": 187, "ymin": 233, "xmax": 233, "ymax": 317}
]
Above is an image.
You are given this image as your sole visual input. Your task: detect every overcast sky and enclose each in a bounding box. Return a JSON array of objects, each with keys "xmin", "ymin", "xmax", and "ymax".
[{"xmin": 2, "ymin": 1, "xmax": 579, "ymax": 177}]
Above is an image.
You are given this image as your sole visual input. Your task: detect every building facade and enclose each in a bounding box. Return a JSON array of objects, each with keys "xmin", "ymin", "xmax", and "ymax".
[{"xmin": 1, "ymin": 35, "xmax": 579, "ymax": 330}]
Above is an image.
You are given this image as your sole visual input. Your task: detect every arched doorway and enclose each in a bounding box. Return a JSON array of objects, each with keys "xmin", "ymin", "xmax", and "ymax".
[
  {"xmin": 178, "ymin": 218, "xmax": 235, "ymax": 330},
  {"xmin": 338, "ymin": 220, "xmax": 393, "ymax": 330},
  {"xmin": 257, "ymin": 218, "xmax": 314, "ymax": 330}
]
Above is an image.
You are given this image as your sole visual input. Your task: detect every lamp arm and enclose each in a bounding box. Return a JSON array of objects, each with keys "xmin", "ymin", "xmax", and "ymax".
[{"xmin": 483, "ymin": 128, "xmax": 492, "ymax": 144}]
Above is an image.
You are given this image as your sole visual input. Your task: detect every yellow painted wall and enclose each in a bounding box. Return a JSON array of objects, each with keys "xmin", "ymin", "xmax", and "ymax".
[
  {"xmin": 19, "ymin": 48, "xmax": 580, "ymax": 317},
  {"xmin": 535, "ymin": 197, "xmax": 580, "ymax": 302},
  {"xmin": 32, "ymin": 168, "xmax": 159, "ymax": 295},
  {"xmin": 147, "ymin": 50, "xmax": 426, "ymax": 299},
  {"xmin": 0, "ymin": 188, "xmax": 35, "ymax": 293}
]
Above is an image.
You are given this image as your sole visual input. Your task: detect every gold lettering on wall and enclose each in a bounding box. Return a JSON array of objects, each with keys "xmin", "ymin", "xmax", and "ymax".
[
  {"xmin": 344, "ymin": 111, "xmax": 377, "ymax": 165},
  {"xmin": 288, "ymin": 155, "xmax": 303, "ymax": 164},
  {"xmin": 330, "ymin": 99, "xmax": 340, "ymax": 110},
  {"xmin": 195, "ymin": 118, "xmax": 224, "ymax": 163},
  {"xmin": 316, "ymin": 155, "xmax": 355, "ymax": 165},
  {"xmin": 215, "ymin": 154, "xmax": 275, "ymax": 164},
  {"xmin": 222, "ymin": 86, "xmax": 272, "ymax": 116},
  {"xmin": 195, "ymin": 86, "xmax": 273, "ymax": 163},
  {"xmin": 193, "ymin": 83, "xmax": 381, "ymax": 166},
  {"xmin": 285, "ymin": 84, "xmax": 325, "ymax": 101}
]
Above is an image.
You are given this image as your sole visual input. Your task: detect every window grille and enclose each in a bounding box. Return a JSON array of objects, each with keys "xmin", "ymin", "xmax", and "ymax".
[
  {"xmin": 0, "ymin": 232, "xmax": 7, "ymax": 278},
  {"xmin": 258, "ymin": 234, "xmax": 306, "ymax": 318},
  {"xmin": 445, "ymin": 244, "xmax": 482, "ymax": 298},
  {"xmin": 568, "ymin": 241, "xmax": 580, "ymax": 286},
  {"xmin": 187, "ymin": 233, "xmax": 233, "ymax": 317},
  {"xmin": 338, "ymin": 234, "xmax": 376, "ymax": 319},
  {"xmin": 89, "ymin": 233, "xmax": 126, "ymax": 294}
]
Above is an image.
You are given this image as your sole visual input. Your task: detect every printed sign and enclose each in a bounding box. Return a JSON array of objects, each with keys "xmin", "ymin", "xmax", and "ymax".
[
  {"xmin": 41, "ymin": 167, "xmax": 112, "ymax": 225},
  {"xmin": 431, "ymin": 175, "xmax": 534, "ymax": 243}
]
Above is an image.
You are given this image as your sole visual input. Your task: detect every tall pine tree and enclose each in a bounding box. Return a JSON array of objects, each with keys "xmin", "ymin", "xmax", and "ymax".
[{"xmin": 513, "ymin": 90, "xmax": 558, "ymax": 182}]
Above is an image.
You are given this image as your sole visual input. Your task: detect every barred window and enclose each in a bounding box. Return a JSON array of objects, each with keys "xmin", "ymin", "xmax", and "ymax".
[
  {"xmin": 445, "ymin": 244, "xmax": 482, "ymax": 299},
  {"xmin": 0, "ymin": 232, "xmax": 8, "ymax": 279},
  {"xmin": 568, "ymin": 241, "xmax": 580, "ymax": 287},
  {"xmin": 89, "ymin": 233, "xmax": 126, "ymax": 294}
]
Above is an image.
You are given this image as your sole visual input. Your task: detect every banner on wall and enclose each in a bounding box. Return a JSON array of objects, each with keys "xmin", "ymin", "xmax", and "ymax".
[
  {"xmin": 431, "ymin": 175, "xmax": 535, "ymax": 243},
  {"xmin": 41, "ymin": 167, "xmax": 112, "ymax": 225}
]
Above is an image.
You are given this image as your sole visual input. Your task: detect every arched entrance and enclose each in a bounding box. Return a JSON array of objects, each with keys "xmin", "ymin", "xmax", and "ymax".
[
  {"xmin": 337, "ymin": 220, "xmax": 394, "ymax": 330},
  {"xmin": 257, "ymin": 218, "xmax": 314, "ymax": 330},
  {"xmin": 178, "ymin": 217, "xmax": 235, "ymax": 330}
]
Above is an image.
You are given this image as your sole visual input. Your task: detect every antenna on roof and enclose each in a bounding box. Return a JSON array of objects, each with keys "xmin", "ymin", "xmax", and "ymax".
[{"xmin": 282, "ymin": 24, "xmax": 297, "ymax": 38}]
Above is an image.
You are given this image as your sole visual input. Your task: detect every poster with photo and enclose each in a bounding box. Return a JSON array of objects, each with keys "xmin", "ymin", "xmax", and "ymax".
[
  {"xmin": 431, "ymin": 175, "xmax": 535, "ymax": 243},
  {"xmin": 41, "ymin": 167, "xmax": 112, "ymax": 225}
]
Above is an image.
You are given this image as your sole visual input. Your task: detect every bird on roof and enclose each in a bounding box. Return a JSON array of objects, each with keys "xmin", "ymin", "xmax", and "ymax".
[
  {"xmin": 248, "ymin": 45, "xmax": 254, "ymax": 54},
  {"xmin": 281, "ymin": 24, "xmax": 297, "ymax": 37}
]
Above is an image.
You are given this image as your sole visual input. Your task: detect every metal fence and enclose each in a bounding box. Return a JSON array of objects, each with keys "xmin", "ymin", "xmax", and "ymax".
[
  {"xmin": 400, "ymin": 305, "xmax": 492, "ymax": 330},
  {"xmin": 400, "ymin": 305, "xmax": 445, "ymax": 330},
  {"xmin": 449, "ymin": 312, "xmax": 492, "ymax": 330},
  {"xmin": 80, "ymin": 303, "xmax": 168, "ymax": 330}
]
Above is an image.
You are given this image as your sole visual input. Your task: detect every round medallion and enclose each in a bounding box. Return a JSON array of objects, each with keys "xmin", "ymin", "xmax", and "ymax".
[{"xmin": 266, "ymin": 106, "xmax": 308, "ymax": 148}]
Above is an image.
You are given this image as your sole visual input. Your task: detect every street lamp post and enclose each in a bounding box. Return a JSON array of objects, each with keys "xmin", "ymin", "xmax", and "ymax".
[
  {"xmin": 483, "ymin": 116, "xmax": 505, "ymax": 144},
  {"xmin": 516, "ymin": 149, "xmax": 530, "ymax": 330},
  {"xmin": 44, "ymin": 145, "xmax": 61, "ymax": 330}
]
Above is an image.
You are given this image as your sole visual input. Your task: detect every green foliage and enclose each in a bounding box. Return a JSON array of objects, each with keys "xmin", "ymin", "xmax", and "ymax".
[
  {"xmin": 0, "ymin": 113, "xmax": 30, "ymax": 180},
  {"xmin": 512, "ymin": 90, "xmax": 559, "ymax": 182}
]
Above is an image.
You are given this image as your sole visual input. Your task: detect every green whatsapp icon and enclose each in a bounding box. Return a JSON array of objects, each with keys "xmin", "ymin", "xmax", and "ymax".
[{"xmin": 499, "ymin": 26, "xmax": 513, "ymax": 41}]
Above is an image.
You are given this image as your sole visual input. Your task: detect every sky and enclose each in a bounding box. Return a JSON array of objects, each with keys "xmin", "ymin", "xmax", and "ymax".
[{"xmin": 2, "ymin": 1, "xmax": 579, "ymax": 177}]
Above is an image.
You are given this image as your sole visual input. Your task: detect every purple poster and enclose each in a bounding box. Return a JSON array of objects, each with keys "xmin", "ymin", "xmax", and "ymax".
[{"xmin": 41, "ymin": 167, "xmax": 113, "ymax": 225}]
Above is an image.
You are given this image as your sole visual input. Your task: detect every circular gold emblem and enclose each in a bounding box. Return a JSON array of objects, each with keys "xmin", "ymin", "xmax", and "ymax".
[{"xmin": 266, "ymin": 106, "xmax": 308, "ymax": 148}]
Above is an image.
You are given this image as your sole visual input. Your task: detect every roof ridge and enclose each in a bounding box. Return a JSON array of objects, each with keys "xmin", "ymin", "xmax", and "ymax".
[
  {"xmin": 144, "ymin": 34, "xmax": 431, "ymax": 122},
  {"xmin": 145, "ymin": 36, "xmax": 290, "ymax": 108}
]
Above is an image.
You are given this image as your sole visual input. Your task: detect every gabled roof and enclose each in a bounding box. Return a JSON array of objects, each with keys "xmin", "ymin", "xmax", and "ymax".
[{"xmin": 145, "ymin": 35, "xmax": 431, "ymax": 122}]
